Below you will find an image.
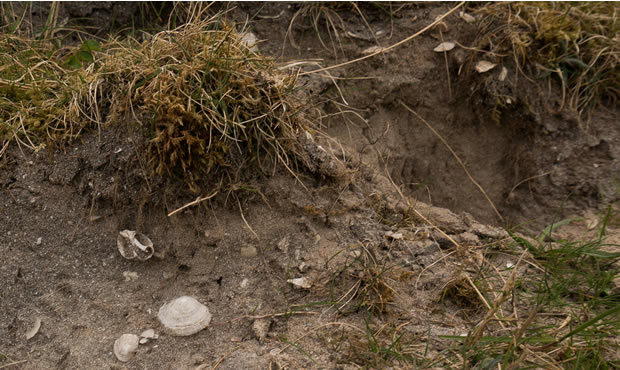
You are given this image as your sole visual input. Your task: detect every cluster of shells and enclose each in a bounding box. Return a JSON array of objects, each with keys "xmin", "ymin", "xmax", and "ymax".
[
  {"xmin": 113, "ymin": 296, "xmax": 211, "ymax": 362},
  {"xmin": 113, "ymin": 232, "xmax": 212, "ymax": 362}
]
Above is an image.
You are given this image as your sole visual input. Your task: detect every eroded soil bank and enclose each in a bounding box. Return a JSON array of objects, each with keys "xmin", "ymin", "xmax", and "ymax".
[{"xmin": 1, "ymin": 2, "xmax": 618, "ymax": 369}]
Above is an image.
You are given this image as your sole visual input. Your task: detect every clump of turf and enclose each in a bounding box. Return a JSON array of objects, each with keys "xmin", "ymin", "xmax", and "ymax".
[
  {"xmin": 101, "ymin": 17, "xmax": 307, "ymax": 191},
  {"xmin": 1, "ymin": 11, "xmax": 310, "ymax": 192},
  {"xmin": 0, "ymin": 35, "xmax": 98, "ymax": 157},
  {"xmin": 474, "ymin": 2, "xmax": 619, "ymax": 124}
]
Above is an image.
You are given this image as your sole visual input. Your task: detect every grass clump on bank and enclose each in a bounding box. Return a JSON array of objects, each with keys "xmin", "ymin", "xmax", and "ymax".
[
  {"xmin": 474, "ymin": 2, "xmax": 619, "ymax": 124},
  {"xmin": 0, "ymin": 35, "xmax": 98, "ymax": 157},
  {"xmin": 101, "ymin": 17, "xmax": 306, "ymax": 191},
  {"xmin": 1, "ymin": 9, "xmax": 308, "ymax": 192},
  {"xmin": 443, "ymin": 215, "xmax": 620, "ymax": 368}
]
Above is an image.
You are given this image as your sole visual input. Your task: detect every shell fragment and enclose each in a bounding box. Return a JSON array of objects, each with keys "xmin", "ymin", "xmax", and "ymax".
[
  {"xmin": 25, "ymin": 317, "xmax": 41, "ymax": 340},
  {"xmin": 475, "ymin": 60, "xmax": 497, "ymax": 73},
  {"xmin": 433, "ymin": 42, "xmax": 455, "ymax": 52},
  {"xmin": 460, "ymin": 11, "xmax": 476, "ymax": 23},
  {"xmin": 117, "ymin": 230, "xmax": 154, "ymax": 261}
]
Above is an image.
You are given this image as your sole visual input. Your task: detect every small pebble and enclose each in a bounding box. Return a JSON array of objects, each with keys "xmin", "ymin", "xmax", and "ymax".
[
  {"xmin": 276, "ymin": 237, "xmax": 289, "ymax": 253},
  {"xmin": 36, "ymin": 237, "xmax": 42, "ymax": 245},
  {"xmin": 240, "ymin": 246, "xmax": 257, "ymax": 258},
  {"xmin": 298, "ymin": 262, "xmax": 309, "ymax": 273},
  {"xmin": 385, "ymin": 231, "xmax": 403, "ymax": 240},
  {"xmin": 240, "ymin": 278, "xmax": 249, "ymax": 289},
  {"xmin": 123, "ymin": 271, "xmax": 139, "ymax": 281},
  {"xmin": 140, "ymin": 329, "xmax": 157, "ymax": 339},
  {"xmin": 252, "ymin": 318, "xmax": 271, "ymax": 343},
  {"xmin": 287, "ymin": 277, "xmax": 312, "ymax": 289}
]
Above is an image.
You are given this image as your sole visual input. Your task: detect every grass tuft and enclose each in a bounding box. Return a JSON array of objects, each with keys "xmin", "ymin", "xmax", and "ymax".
[
  {"xmin": 0, "ymin": 35, "xmax": 97, "ymax": 156},
  {"xmin": 1, "ymin": 8, "xmax": 310, "ymax": 192},
  {"xmin": 474, "ymin": 2, "xmax": 619, "ymax": 125},
  {"xmin": 101, "ymin": 16, "xmax": 307, "ymax": 191}
]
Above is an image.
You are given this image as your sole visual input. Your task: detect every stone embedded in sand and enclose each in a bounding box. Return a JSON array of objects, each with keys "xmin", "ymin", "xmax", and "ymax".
[
  {"xmin": 114, "ymin": 334, "xmax": 140, "ymax": 362},
  {"xmin": 157, "ymin": 296, "xmax": 212, "ymax": 336},
  {"xmin": 240, "ymin": 246, "xmax": 257, "ymax": 258},
  {"xmin": 240, "ymin": 32, "xmax": 259, "ymax": 52},
  {"xmin": 287, "ymin": 277, "xmax": 312, "ymax": 289},
  {"xmin": 123, "ymin": 271, "xmax": 139, "ymax": 281},
  {"xmin": 252, "ymin": 318, "xmax": 271, "ymax": 343},
  {"xmin": 385, "ymin": 231, "xmax": 403, "ymax": 240},
  {"xmin": 460, "ymin": 11, "xmax": 476, "ymax": 23}
]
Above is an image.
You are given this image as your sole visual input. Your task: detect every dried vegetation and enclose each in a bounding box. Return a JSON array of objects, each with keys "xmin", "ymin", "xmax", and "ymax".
[
  {"xmin": 0, "ymin": 5, "xmax": 309, "ymax": 192},
  {"xmin": 473, "ymin": 2, "xmax": 619, "ymax": 125}
]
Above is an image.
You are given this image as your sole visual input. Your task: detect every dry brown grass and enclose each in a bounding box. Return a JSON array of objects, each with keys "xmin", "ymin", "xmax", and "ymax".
[
  {"xmin": 474, "ymin": 2, "xmax": 619, "ymax": 125},
  {"xmin": 0, "ymin": 7, "xmax": 311, "ymax": 192}
]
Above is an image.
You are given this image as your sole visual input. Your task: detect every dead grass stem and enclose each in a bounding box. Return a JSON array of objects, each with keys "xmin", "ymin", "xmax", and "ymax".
[{"xmin": 299, "ymin": 2, "xmax": 465, "ymax": 76}]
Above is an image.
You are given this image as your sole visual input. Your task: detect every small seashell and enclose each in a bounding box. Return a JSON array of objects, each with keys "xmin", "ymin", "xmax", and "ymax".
[
  {"xmin": 298, "ymin": 262, "xmax": 309, "ymax": 273},
  {"xmin": 117, "ymin": 230, "xmax": 154, "ymax": 261},
  {"xmin": 158, "ymin": 296, "xmax": 212, "ymax": 336},
  {"xmin": 114, "ymin": 334, "xmax": 140, "ymax": 362}
]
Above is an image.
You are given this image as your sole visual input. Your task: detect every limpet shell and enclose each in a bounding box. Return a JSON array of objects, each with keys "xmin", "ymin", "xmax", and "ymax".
[
  {"xmin": 117, "ymin": 230, "xmax": 154, "ymax": 261},
  {"xmin": 158, "ymin": 296, "xmax": 212, "ymax": 336},
  {"xmin": 114, "ymin": 333, "xmax": 139, "ymax": 362}
]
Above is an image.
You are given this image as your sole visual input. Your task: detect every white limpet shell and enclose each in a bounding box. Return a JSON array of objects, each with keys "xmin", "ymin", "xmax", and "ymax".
[
  {"xmin": 117, "ymin": 230, "xmax": 154, "ymax": 261},
  {"xmin": 158, "ymin": 296, "xmax": 212, "ymax": 336},
  {"xmin": 114, "ymin": 334, "xmax": 140, "ymax": 362}
]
